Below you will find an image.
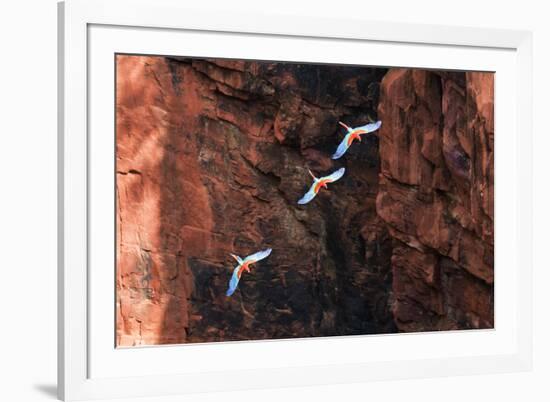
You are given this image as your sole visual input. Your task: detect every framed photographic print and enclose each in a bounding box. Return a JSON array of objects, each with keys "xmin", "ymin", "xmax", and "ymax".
[{"xmin": 58, "ymin": 0, "xmax": 533, "ymax": 400}]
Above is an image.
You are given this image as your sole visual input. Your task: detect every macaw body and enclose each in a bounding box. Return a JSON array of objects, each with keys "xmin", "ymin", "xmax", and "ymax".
[
  {"xmin": 226, "ymin": 248, "xmax": 272, "ymax": 296},
  {"xmin": 332, "ymin": 120, "xmax": 382, "ymax": 160},
  {"xmin": 297, "ymin": 167, "xmax": 346, "ymax": 205}
]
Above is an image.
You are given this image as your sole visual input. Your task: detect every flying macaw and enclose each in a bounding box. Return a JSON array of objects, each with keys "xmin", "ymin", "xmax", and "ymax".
[
  {"xmin": 297, "ymin": 167, "xmax": 346, "ymax": 205},
  {"xmin": 331, "ymin": 120, "xmax": 382, "ymax": 160},
  {"xmin": 226, "ymin": 248, "xmax": 272, "ymax": 296}
]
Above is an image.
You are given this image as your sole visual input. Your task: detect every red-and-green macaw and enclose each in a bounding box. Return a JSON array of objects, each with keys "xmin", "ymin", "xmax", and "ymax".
[
  {"xmin": 226, "ymin": 248, "xmax": 272, "ymax": 296},
  {"xmin": 297, "ymin": 167, "xmax": 346, "ymax": 205},
  {"xmin": 332, "ymin": 120, "xmax": 382, "ymax": 159}
]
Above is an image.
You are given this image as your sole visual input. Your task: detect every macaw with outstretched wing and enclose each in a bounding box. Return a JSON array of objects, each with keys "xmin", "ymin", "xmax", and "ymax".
[
  {"xmin": 297, "ymin": 167, "xmax": 346, "ymax": 205},
  {"xmin": 332, "ymin": 120, "xmax": 382, "ymax": 160},
  {"xmin": 226, "ymin": 248, "xmax": 272, "ymax": 296}
]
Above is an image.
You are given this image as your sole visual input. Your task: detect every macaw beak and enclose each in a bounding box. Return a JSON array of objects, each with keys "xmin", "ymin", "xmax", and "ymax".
[{"xmin": 323, "ymin": 183, "xmax": 328, "ymax": 190}]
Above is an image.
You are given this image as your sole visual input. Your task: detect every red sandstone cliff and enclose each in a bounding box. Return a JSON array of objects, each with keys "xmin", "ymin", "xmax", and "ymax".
[
  {"xmin": 377, "ymin": 69, "xmax": 494, "ymax": 331},
  {"xmin": 116, "ymin": 55, "xmax": 493, "ymax": 346}
]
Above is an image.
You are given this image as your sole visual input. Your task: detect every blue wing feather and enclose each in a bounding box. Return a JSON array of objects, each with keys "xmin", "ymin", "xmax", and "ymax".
[
  {"xmin": 244, "ymin": 248, "xmax": 272, "ymax": 263},
  {"xmin": 323, "ymin": 167, "xmax": 346, "ymax": 183},
  {"xmin": 226, "ymin": 266, "xmax": 241, "ymax": 296},
  {"xmin": 332, "ymin": 134, "xmax": 352, "ymax": 160},
  {"xmin": 356, "ymin": 120, "xmax": 382, "ymax": 133},
  {"xmin": 297, "ymin": 183, "xmax": 318, "ymax": 204}
]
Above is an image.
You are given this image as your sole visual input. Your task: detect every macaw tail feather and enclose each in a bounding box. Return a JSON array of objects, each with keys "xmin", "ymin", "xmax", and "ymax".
[
  {"xmin": 230, "ymin": 253, "xmax": 243, "ymax": 264},
  {"xmin": 338, "ymin": 121, "xmax": 352, "ymax": 132}
]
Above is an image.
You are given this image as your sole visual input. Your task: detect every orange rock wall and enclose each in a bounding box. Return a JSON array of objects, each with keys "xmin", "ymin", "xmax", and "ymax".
[{"xmin": 377, "ymin": 69, "xmax": 494, "ymax": 331}]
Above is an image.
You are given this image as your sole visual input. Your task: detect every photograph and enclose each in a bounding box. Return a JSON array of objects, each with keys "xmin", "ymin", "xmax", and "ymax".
[
  {"xmin": 5, "ymin": 0, "xmax": 548, "ymax": 400},
  {"xmin": 115, "ymin": 54, "xmax": 494, "ymax": 347}
]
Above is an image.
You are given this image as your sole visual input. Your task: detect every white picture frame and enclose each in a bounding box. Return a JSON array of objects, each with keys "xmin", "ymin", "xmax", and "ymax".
[{"xmin": 58, "ymin": 0, "xmax": 533, "ymax": 400}]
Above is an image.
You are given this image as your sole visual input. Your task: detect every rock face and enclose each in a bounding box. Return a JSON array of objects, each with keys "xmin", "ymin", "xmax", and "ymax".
[
  {"xmin": 116, "ymin": 55, "xmax": 493, "ymax": 346},
  {"xmin": 376, "ymin": 69, "xmax": 494, "ymax": 331}
]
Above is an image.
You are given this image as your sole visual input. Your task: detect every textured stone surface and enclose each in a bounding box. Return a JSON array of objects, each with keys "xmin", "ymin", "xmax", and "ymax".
[
  {"xmin": 376, "ymin": 69, "xmax": 494, "ymax": 331},
  {"xmin": 116, "ymin": 56, "xmax": 493, "ymax": 346},
  {"xmin": 116, "ymin": 55, "xmax": 392, "ymax": 346}
]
